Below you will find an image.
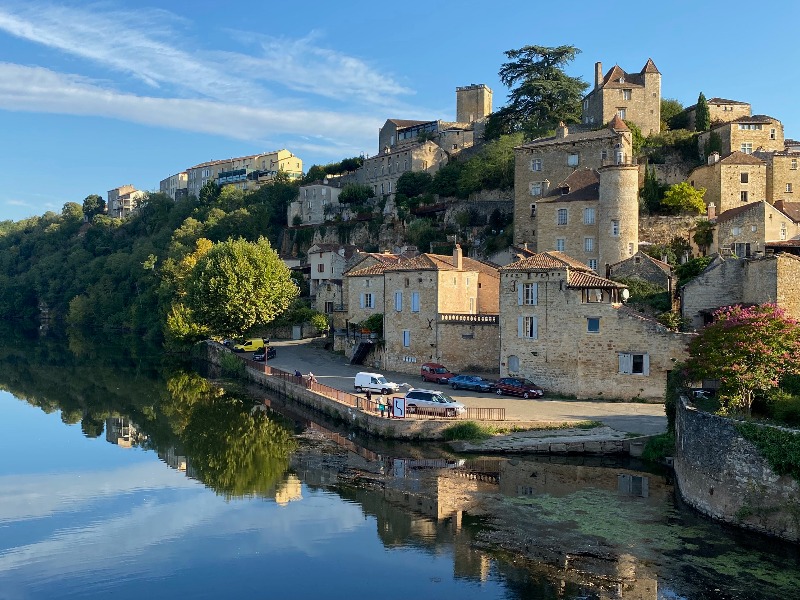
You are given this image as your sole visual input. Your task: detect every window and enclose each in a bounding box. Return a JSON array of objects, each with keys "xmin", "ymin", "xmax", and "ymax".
[
  {"xmin": 361, "ymin": 293, "xmax": 374, "ymax": 309},
  {"xmin": 411, "ymin": 292, "xmax": 420, "ymax": 312},
  {"xmin": 770, "ymin": 128, "xmax": 776, "ymax": 140},
  {"xmin": 530, "ymin": 182, "xmax": 542, "ymax": 196},
  {"xmin": 741, "ymin": 142, "xmax": 753, "ymax": 154},
  {"xmin": 530, "ymin": 204, "xmax": 537, "ymax": 217},
  {"xmin": 583, "ymin": 99, "xmax": 588, "ymax": 110},
  {"xmin": 402, "ymin": 330, "xmax": 410, "ymax": 347},
  {"xmin": 623, "ymin": 89, "xmax": 632, "ymax": 101},
  {"xmin": 508, "ymin": 355, "xmax": 520, "ymax": 372},
  {"xmin": 317, "ymin": 263, "xmax": 325, "ymax": 273},
  {"xmin": 781, "ymin": 224, "xmax": 787, "ymax": 240},
  {"xmin": 601, "ymin": 149, "xmax": 608, "ymax": 161},
  {"xmin": 556, "ymin": 238, "xmax": 565, "ymax": 252},
  {"xmin": 619, "ymin": 352, "xmax": 649, "ymax": 375},
  {"xmin": 741, "ymin": 191, "xmax": 749, "ymax": 202},
  {"xmin": 587, "ymin": 317, "xmax": 600, "ymax": 333},
  {"xmin": 741, "ymin": 172, "xmax": 749, "ymax": 184},
  {"xmin": 518, "ymin": 316, "xmax": 538, "ymax": 339},
  {"xmin": 584, "ymin": 207, "xmax": 596, "ymax": 224},
  {"xmin": 738, "ymin": 124, "xmax": 762, "ymax": 130},
  {"xmin": 787, "ymin": 183, "xmax": 794, "ymax": 193},
  {"xmin": 567, "ymin": 153, "xmax": 580, "ymax": 167},
  {"xmin": 618, "ymin": 108, "xmax": 627, "ymax": 119},
  {"xmin": 629, "ymin": 242, "xmax": 634, "ymax": 255},
  {"xmin": 518, "ymin": 282, "xmax": 538, "ymax": 305},
  {"xmin": 588, "ymin": 259, "xmax": 598, "ymax": 271},
  {"xmin": 584, "ymin": 237, "xmax": 594, "ymax": 252},
  {"xmin": 394, "ymin": 291, "xmax": 402, "ymax": 311},
  {"xmin": 792, "ymin": 159, "xmax": 797, "ymax": 170},
  {"xmin": 731, "ymin": 226, "xmax": 742, "ymax": 235},
  {"xmin": 324, "ymin": 301, "xmax": 334, "ymax": 314},
  {"xmin": 557, "ymin": 209, "xmax": 568, "ymax": 225},
  {"xmin": 611, "ymin": 220, "xmax": 620, "ymax": 236},
  {"xmin": 531, "ymin": 158, "xmax": 542, "ymax": 171}
]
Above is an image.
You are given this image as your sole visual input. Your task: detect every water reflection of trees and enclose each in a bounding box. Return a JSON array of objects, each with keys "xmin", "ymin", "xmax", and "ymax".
[{"xmin": 0, "ymin": 327, "xmax": 296, "ymax": 499}]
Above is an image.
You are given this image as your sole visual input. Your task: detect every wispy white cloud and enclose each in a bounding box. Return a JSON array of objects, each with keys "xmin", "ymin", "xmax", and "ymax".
[
  {"xmin": 5, "ymin": 199, "xmax": 35, "ymax": 207},
  {"xmin": 0, "ymin": 63, "xmax": 379, "ymax": 150}
]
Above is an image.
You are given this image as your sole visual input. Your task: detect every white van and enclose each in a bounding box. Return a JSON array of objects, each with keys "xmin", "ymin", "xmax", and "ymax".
[{"xmin": 354, "ymin": 372, "xmax": 400, "ymax": 394}]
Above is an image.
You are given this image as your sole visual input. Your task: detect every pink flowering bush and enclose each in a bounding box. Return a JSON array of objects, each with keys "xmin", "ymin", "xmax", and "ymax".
[{"xmin": 686, "ymin": 304, "xmax": 800, "ymax": 416}]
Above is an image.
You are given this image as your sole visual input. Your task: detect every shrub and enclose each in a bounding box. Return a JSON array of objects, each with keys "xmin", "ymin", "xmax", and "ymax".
[
  {"xmin": 641, "ymin": 432, "xmax": 675, "ymax": 463},
  {"xmin": 442, "ymin": 422, "xmax": 492, "ymax": 441}
]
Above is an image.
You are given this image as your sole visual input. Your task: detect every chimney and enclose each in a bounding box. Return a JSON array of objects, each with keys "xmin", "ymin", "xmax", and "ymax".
[
  {"xmin": 707, "ymin": 202, "xmax": 716, "ymax": 220},
  {"xmin": 522, "ymin": 242, "xmax": 529, "ymax": 251},
  {"xmin": 708, "ymin": 151, "xmax": 720, "ymax": 165},
  {"xmin": 542, "ymin": 179, "xmax": 550, "ymax": 195},
  {"xmin": 595, "ymin": 62, "xmax": 603, "ymax": 88},
  {"xmin": 454, "ymin": 244, "xmax": 463, "ymax": 270},
  {"xmin": 555, "ymin": 122, "xmax": 568, "ymax": 138}
]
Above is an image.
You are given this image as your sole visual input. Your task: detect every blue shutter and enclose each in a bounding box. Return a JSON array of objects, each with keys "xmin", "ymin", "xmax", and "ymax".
[
  {"xmin": 517, "ymin": 284, "xmax": 523, "ymax": 305},
  {"xmin": 518, "ymin": 316, "xmax": 523, "ymax": 338},
  {"xmin": 360, "ymin": 294, "xmax": 365, "ymax": 309}
]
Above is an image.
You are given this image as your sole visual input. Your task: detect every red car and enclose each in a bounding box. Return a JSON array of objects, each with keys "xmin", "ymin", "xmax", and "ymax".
[
  {"xmin": 420, "ymin": 363, "xmax": 456, "ymax": 384},
  {"xmin": 495, "ymin": 377, "xmax": 544, "ymax": 399}
]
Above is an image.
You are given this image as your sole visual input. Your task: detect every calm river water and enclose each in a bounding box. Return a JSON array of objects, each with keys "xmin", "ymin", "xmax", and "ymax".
[{"xmin": 0, "ymin": 330, "xmax": 799, "ymax": 599}]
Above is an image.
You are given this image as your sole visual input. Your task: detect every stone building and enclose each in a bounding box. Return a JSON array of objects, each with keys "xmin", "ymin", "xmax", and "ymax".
[
  {"xmin": 684, "ymin": 97, "xmax": 751, "ymax": 131},
  {"xmin": 499, "ymin": 251, "xmax": 691, "ymax": 401},
  {"xmin": 698, "ymin": 115, "xmax": 784, "ymax": 159},
  {"xmin": 349, "ymin": 140, "xmax": 450, "ymax": 198},
  {"xmin": 343, "ymin": 252, "xmax": 409, "ymax": 327},
  {"xmin": 707, "ymin": 201, "xmax": 800, "ymax": 258},
  {"xmin": 752, "ymin": 149, "xmax": 800, "ymax": 204},
  {"xmin": 307, "ymin": 243, "xmax": 359, "ymax": 311},
  {"xmin": 689, "ymin": 151, "xmax": 767, "ymax": 215},
  {"xmin": 514, "ymin": 116, "xmax": 633, "ymax": 247},
  {"xmin": 107, "ymin": 184, "xmax": 146, "ymax": 219},
  {"xmin": 608, "ymin": 251, "xmax": 673, "ymax": 290},
  {"xmin": 581, "ymin": 59, "xmax": 661, "ymax": 135},
  {"xmin": 681, "ymin": 252, "xmax": 800, "ymax": 329},
  {"xmin": 287, "ymin": 183, "xmax": 342, "ymax": 226},
  {"xmin": 158, "ymin": 172, "xmax": 188, "ymax": 200}
]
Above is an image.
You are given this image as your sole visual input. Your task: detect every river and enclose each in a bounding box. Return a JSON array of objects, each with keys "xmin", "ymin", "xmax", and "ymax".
[{"xmin": 0, "ymin": 329, "xmax": 798, "ymax": 599}]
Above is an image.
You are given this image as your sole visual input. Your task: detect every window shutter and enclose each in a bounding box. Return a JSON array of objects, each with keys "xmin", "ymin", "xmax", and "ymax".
[
  {"xmin": 643, "ymin": 354, "xmax": 650, "ymax": 376},
  {"xmin": 518, "ymin": 316, "xmax": 523, "ymax": 338},
  {"xmin": 531, "ymin": 316, "xmax": 538, "ymax": 340},
  {"xmin": 518, "ymin": 284, "xmax": 523, "ymax": 305},
  {"xmin": 360, "ymin": 294, "xmax": 365, "ymax": 309},
  {"xmin": 531, "ymin": 283, "xmax": 538, "ymax": 306},
  {"xmin": 619, "ymin": 353, "xmax": 632, "ymax": 374}
]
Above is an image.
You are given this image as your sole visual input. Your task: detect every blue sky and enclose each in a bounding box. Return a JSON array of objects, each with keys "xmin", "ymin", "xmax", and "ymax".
[{"xmin": 0, "ymin": 0, "xmax": 798, "ymax": 222}]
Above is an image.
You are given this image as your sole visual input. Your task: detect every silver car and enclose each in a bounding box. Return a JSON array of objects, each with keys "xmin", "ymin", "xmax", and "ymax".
[{"xmin": 403, "ymin": 389, "xmax": 466, "ymax": 417}]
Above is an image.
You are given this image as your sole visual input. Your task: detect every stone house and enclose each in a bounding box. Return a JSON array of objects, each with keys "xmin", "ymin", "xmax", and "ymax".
[
  {"xmin": 499, "ymin": 251, "xmax": 691, "ymax": 401},
  {"xmin": 698, "ymin": 115, "xmax": 784, "ymax": 159},
  {"xmin": 349, "ymin": 140, "xmax": 449, "ymax": 198},
  {"xmin": 681, "ymin": 252, "xmax": 800, "ymax": 329},
  {"xmin": 342, "ymin": 252, "xmax": 409, "ymax": 327},
  {"xmin": 689, "ymin": 151, "xmax": 768, "ymax": 215},
  {"xmin": 514, "ymin": 116, "xmax": 633, "ymax": 246},
  {"xmin": 707, "ymin": 201, "xmax": 800, "ymax": 258},
  {"xmin": 287, "ymin": 183, "xmax": 342, "ymax": 226},
  {"xmin": 581, "ymin": 59, "xmax": 661, "ymax": 135},
  {"xmin": 608, "ymin": 251, "xmax": 673, "ymax": 290},
  {"xmin": 307, "ymin": 243, "xmax": 359, "ymax": 312},
  {"xmin": 158, "ymin": 172, "xmax": 188, "ymax": 200},
  {"xmin": 752, "ymin": 149, "xmax": 800, "ymax": 204},
  {"xmin": 684, "ymin": 97, "xmax": 751, "ymax": 131},
  {"xmin": 107, "ymin": 184, "xmax": 146, "ymax": 219}
]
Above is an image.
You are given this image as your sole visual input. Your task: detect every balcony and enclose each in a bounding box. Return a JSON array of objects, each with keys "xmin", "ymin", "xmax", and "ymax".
[{"xmin": 439, "ymin": 313, "xmax": 499, "ymax": 324}]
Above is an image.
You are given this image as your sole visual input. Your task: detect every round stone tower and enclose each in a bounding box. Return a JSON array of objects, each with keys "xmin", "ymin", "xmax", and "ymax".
[{"xmin": 597, "ymin": 163, "xmax": 639, "ymax": 271}]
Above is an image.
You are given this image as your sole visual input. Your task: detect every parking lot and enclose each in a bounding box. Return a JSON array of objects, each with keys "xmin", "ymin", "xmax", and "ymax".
[{"xmin": 248, "ymin": 338, "xmax": 669, "ymax": 436}]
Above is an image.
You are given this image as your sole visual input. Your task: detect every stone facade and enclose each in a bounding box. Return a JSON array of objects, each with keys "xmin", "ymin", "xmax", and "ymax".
[
  {"xmin": 499, "ymin": 252, "xmax": 691, "ymax": 401},
  {"xmin": 711, "ymin": 201, "xmax": 800, "ymax": 257},
  {"xmin": 681, "ymin": 253, "xmax": 800, "ymax": 328},
  {"xmin": 685, "ymin": 97, "xmax": 751, "ymax": 131},
  {"xmin": 608, "ymin": 251, "xmax": 672, "ymax": 290},
  {"xmin": 158, "ymin": 172, "xmax": 188, "ymax": 200},
  {"xmin": 288, "ymin": 183, "xmax": 342, "ymax": 226},
  {"xmin": 675, "ymin": 399, "xmax": 799, "ymax": 543},
  {"xmin": 698, "ymin": 115, "xmax": 784, "ymax": 160},
  {"xmin": 753, "ymin": 150, "xmax": 800, "ymax": 204},
  {"xmin": 456, "ymin": 84, "xmax": 492, "ymax": 123},
  {"xmin": 307, "ymin": 243, "xmax": 359, "ymax": 308},
  {"xmin": 514, "ymin": 118, "xmax": 633, "ymax": 248},
  {"xmin": 689, "ymin": 151, "xmax": 768, "ymax": 215},
  {"xmin": 107, "ymin": 184, "xmax": 146, "ymax": 218},
  {"xmin": 581, "ymin": 59, "xmax": 661, "ymax": 135}
]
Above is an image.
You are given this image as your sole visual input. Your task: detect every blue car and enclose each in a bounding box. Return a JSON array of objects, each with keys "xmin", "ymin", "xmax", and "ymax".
[{"xmin": 449, "ymin": 375, "xmax": 496, "ymax": 393}]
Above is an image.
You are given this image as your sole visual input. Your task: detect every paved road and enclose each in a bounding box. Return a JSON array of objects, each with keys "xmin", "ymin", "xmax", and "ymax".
[{"xmin": 259, "ymin": 338, "xmax": 668, "ymax": 436}]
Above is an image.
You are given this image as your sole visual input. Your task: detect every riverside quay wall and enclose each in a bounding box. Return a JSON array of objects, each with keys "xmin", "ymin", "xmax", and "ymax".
[{"xmin": 674, "ymin": 398, "xmax": 800, "ymax": 543}]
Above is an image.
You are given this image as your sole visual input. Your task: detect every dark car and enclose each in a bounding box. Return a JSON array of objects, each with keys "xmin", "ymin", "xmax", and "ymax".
[
  {"xmin": 252, "ymin": 346, "xmax": 276, "ymax": 362},
  {"xmin": 449, "ymin": 375, "xmax": 496, "ymax": 393},
  {"xmin": 495, "ymin": 377, "xmax": 543, "ymax": 399},
  {"xmin": 420, "ymin": 363, "xmax": 456, "ymax": 384}
]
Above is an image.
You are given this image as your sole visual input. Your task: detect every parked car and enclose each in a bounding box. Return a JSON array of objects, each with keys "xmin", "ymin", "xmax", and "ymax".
[
  {"xmin": 403, "ymin": 389, "xmax": 466, "ymax": 417},
  {"xmin": 449, "ymin": 375, "xmax": 496, "ymax": 393},
  {"xmin": 495, "ymin": 377, "xmax": 544, "ymax": 399},
  {"xmin": 354, "ymin": 372, "xmax": 400, "ymax": 395},
  {"xmin": 252, "ymin": 346, "xmax": 276, "ymax": 362},
  {"xmin": 420, "ymin": 363, "xmax": 456, "ymax": 384},
  {"xmin": 233, "ymin": 338, "xmax": 265, "ymax": 352}
]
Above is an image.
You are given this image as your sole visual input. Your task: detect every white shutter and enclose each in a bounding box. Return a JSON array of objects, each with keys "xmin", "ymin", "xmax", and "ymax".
[
  {"xmin": 518, "ymin": 316, "xmax": 523, "ymax": 338},
  {"xmin": 518, "ymin": 284, "xmax": 523, "ymax": 305},
  {"xmin": 531, "ymin": 316, "xmax": 538, "ymax": 340},
  {"xmin": 643, "ymin": 354, "xmax": 650, "ymax": 376},
  {"xmin": 619, "ymin": 353, "xmax": 632, "ymax": 374},
  {"xmin": 360, "ymin": 293, "xmax": 365, "ymax": 309}
]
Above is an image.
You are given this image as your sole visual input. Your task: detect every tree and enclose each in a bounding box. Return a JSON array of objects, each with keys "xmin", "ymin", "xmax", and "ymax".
[
  {"xmin": 695, "ymin": 92, "xmax": 710, "ymax": 132},
  {"xmin": 396, "ymin": 172, "xmax": 433, "ymax": 197},
  {"xmin": 484, "ymin": 44, "xmax": 588, "ymax": 140},
  {"xmin": 338, "ymin": 183, "xmax": 375, "ymax": 204},
  {"xmin": 82, "ymin": 194, "xmax": 106, "ymax": 219},
  {"xmin": 660, "ymin": 98, "xmax": 684, "ymax": 130},
  {"xmin": 693, "ymin": 219, "xmax": 715, "ymax": 256},
  {"xmin": 625, "ymin": 120, "xmax": 645, "ymax": 156},
  {"xmin": 184, "ymin": 237, "xmax": 298, "ymax": 337},
  {"xmin": 687, "ymin": 304, "xmax": 800, "ymax": 415},
  {"xmin": 661, "ymin": 181, "xmax": 706, "ymax": 215},
  {"xmin": 640, "ymin": 166, "xmax": 665, "ymax": 213},
  {"xmin": 303, "ymin": 165, "xmax": 328, "ymax": 183}
]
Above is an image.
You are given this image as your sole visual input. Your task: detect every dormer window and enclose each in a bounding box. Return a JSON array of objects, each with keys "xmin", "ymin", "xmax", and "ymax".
[
  {"xmin": 618, "ymin": 76, "xmax": 625, "ymax": 83},
  {"xmin": 560, "ymin": 186, "xmax": 570, "ymax": 195}
]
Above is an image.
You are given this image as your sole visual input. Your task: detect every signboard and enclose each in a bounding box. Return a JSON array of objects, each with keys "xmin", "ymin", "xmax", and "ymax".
[{"xmin": 391, "ymin": 396, "xmax": 406, "ymax": 419}]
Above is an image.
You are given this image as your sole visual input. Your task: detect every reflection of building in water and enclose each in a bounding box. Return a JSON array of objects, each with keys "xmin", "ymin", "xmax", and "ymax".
[
  {"xmin": 275, "ymin": 474, "xmax": 303, "ymax": 506},
  {"xmin": 158, "ymin": 447, "xmax": 188, "ymax": 472},
  {"xmin": 105, "ymin": 416, "xmax": 147, "ymax": 448}
]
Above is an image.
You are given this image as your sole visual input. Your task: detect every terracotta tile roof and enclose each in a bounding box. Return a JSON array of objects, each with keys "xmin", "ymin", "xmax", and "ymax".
[
  {"xmin": 773, "ymin": 201, "xmax": 800, "ymax": 222},
  {"xmin": 386, "ymin": 119, "xmax": 432, "ymax": 128},
  {"xmin": 708, "ymin": 97, "xmax": 749, "ymax": 105},
  {"xmin": 640, "ymin": 58, "xmax": 660, "ymax": 74},
  {"xmin": 766, "ymin": 241, "xmax": 800, "ymax": 248},
  {"xmin": 609, "ymin": 114, "xmax": 629, "ymax": 132},
  {"xmin": 718, "ymin": 151, "xmax": 766, "ymax": 166},
  {"xmin": 608, "ymin": 251, "xmax": 672, "ymax": 274},
  {"xmin": 716, "ymin": 200, "xmax": 764, "ymax": 223},
  {"xmin": 308, "ymin": 243, "xmax": 359, "ymax": 257},
  {"xmin": 500, "ymin": 251, "xmax": 594, "ymax": 273},
  {"xmin": 710, "ymin": 115, "xmax": 779, "ymax": 130},
  {"xmin": 384, "ymin": 253, "xmax": 499, "ymax": 278},
  {"xmin": 517, "ymin": 123, "xmax": 624, "ymax": 149},
  {"xmin": 345, "ymin": 252, "xmax": 406, "ymax": 276},
  {"xmin": 540, "ymin": 168, "xmax": 600, "ymax": 202},
  {"xmin": 600, "ymin": 64, "xmax": 645, "ymax": 89},
  {"xmin": 567, "ymin": 270, "xmax": 627, "ymax": 289},
  {"xmin": 346, "ymin": 262, "xmax": 395, "ymax": 277}
]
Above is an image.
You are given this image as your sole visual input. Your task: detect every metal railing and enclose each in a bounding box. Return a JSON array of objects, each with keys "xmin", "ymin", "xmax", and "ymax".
[{"xmin": 439, "ymin": 313, "xmax": 499, "ymax": 324}]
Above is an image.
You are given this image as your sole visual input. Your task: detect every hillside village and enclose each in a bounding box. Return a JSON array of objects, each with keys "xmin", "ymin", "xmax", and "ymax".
[{"xmin": 109, "ymin": 58, "xmax": 800, "ymax": 401}]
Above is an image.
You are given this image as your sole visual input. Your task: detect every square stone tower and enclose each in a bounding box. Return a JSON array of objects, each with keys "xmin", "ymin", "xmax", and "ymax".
[{"xmin": 456, "ymin": 84, "xmax": 493, "ymax": 123}]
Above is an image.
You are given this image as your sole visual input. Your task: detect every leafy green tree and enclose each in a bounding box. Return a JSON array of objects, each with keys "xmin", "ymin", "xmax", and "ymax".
[
  {"xmin": 406, "ymin": 218, "xmax": 442, "ymax": 252},
  {"xmin": 82, "ymin": 194, "xmax": 106, "ymax": 219},
  {"xmin": 693, "ymin": 219, "xmax": 715, "ymax": 256},
  {"xmin": 695, "ymin": 92, "xmax": 710, "ymax": 132},
  {"xmin": 484, "ymin": 44, "xmax": 588, "ymax": 139},
  {"xmin": 184, "ymin": 237, "xmax": 298, "ymax": 337},
  {"xmin": 199, "ymin": 181, "xmax": 221, "ymax": 205},
  {"xmin": 660, "ymin": 98, "xmax": 684, "ymax": 130},
  {"xmin": 303, "ymin": 165, "xmax": 328, "ymax": 183},
  {"xmin": 661, "ymin": 181, "xmax": 706, "ymax": 215},
  {"xmin": 687, "ymin": 304, "xmax": 800, "ymax": 415},
  {"xmin": 625, "ymin": 121, "xmax": 645, "ymax": 156},
  {"xmin": 675, "ymin": 255, "xmax": 713, "ymax": 286},
  {"xmin": 338, "ymin": 183, "xmax": 375, "ymax": 204},
  {"xmin": 704, "ymin": 131, "xmax": 722, "ymax": 158},
  {"xmin": 396, "ymin": 171, "xmax": 433, "ymax": 197},
  {"xmin": 640, "ymin": 166, "xmax": 665, "ymax": 213}
]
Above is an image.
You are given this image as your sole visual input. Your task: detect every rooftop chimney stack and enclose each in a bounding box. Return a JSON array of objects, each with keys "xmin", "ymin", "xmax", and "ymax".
[
  {"xmin": 707, "ymin": 202, "xmax": 716, "ymax": 220},
  {"xmin": 595, "ymin": 62, "xmax": 603, "ymax": 89},
  {"xmin": 454, "ymin": 244, "xmax": 463, "ymax": 270}
]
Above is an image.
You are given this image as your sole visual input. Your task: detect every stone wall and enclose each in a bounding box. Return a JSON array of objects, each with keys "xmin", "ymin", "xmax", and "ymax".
[
  {"xmin": 674, "ymin": 399, "xmax": 800, "ymax": 543},
  {"xmin": 437, "ymin": 320, "xmax": 499, "ymax": 374},
  {"xmin": 681, "ymin": 257, "xmax": 745, "ymax": 328}
]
